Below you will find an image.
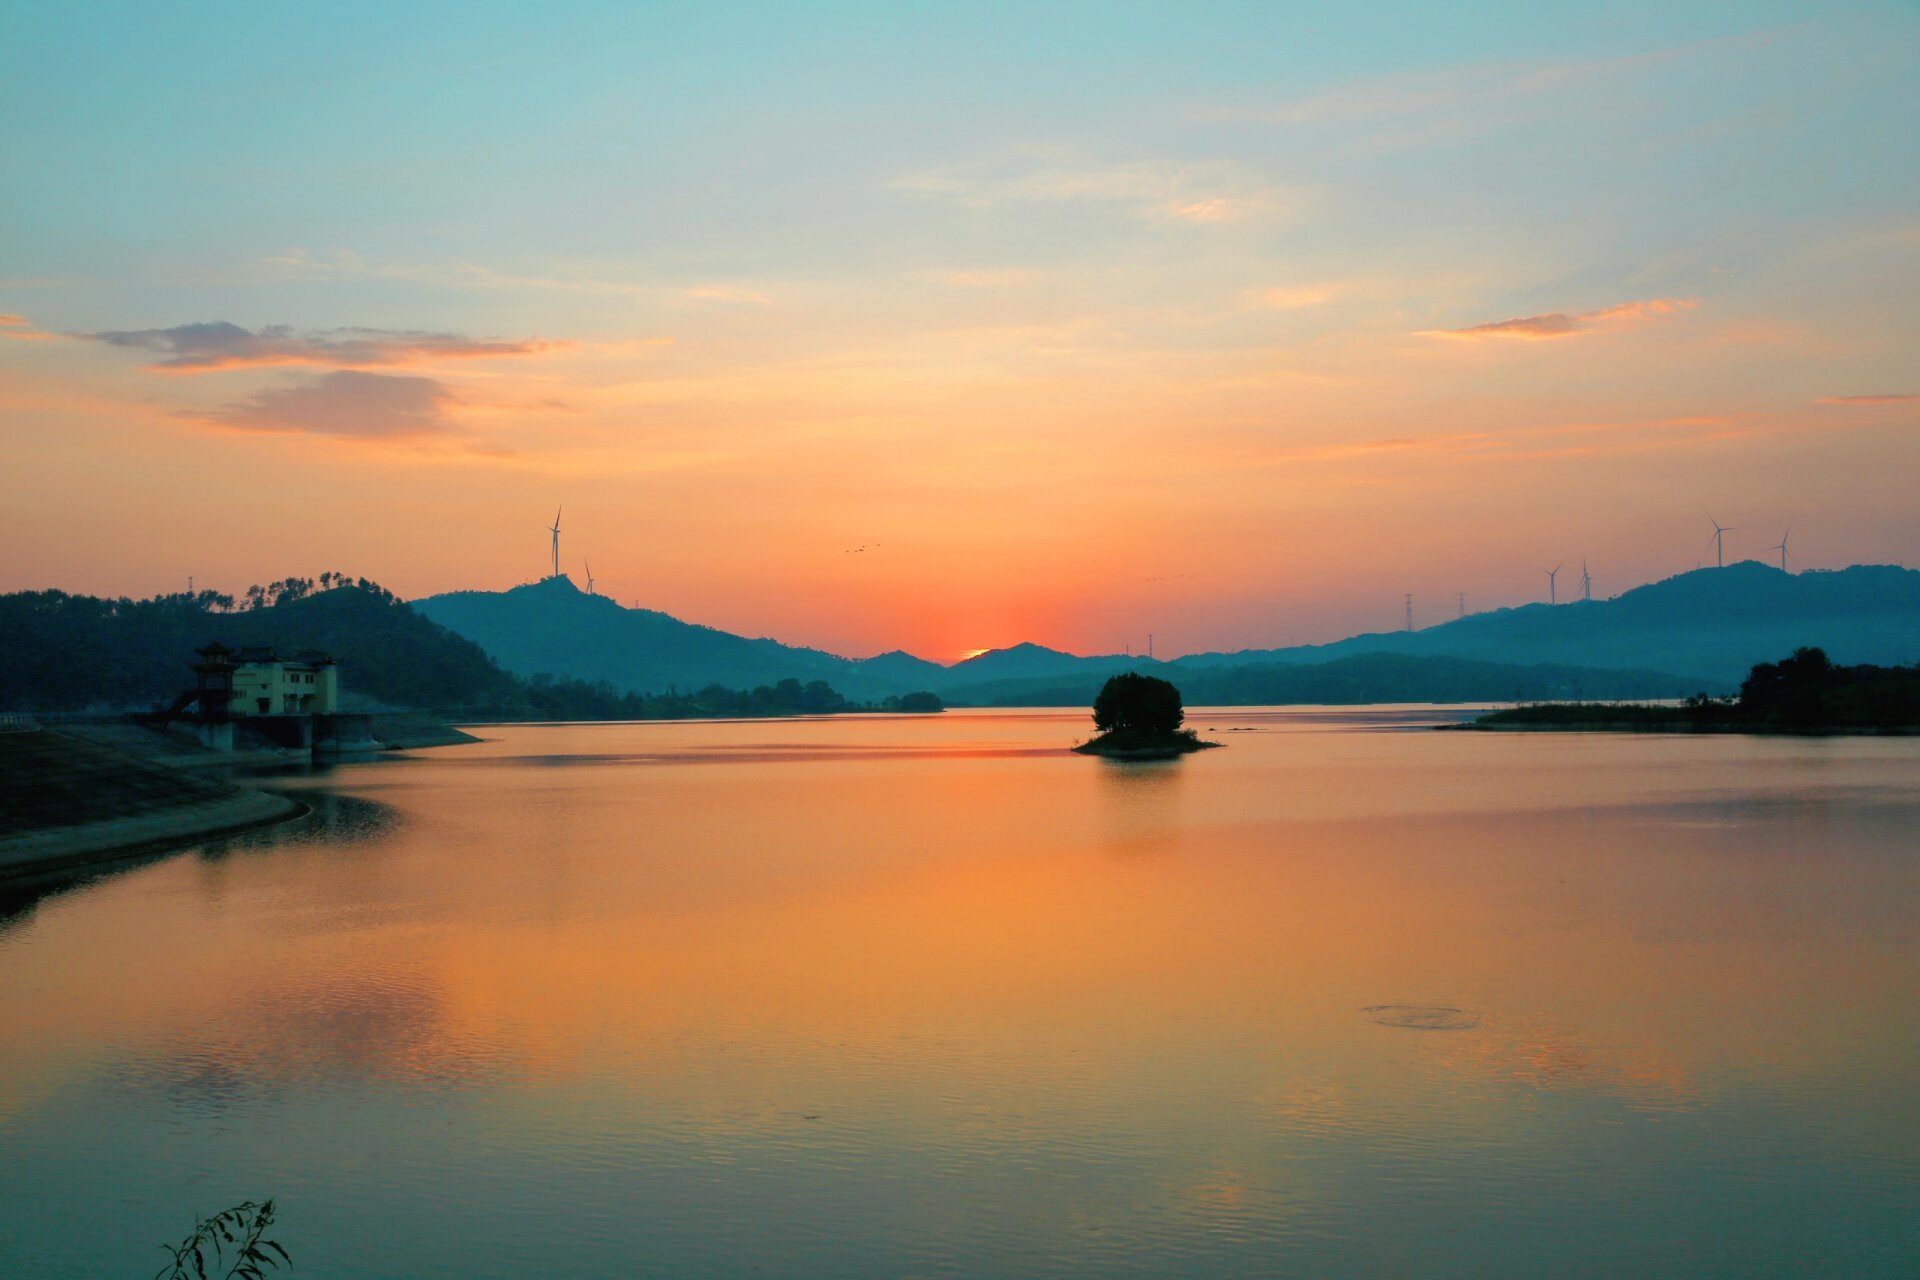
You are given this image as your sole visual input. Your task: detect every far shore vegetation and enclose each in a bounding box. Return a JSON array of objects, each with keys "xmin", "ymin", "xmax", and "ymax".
[
  {"xmin": 477, "ymin": 675, "xmax": 944, "ymax": 722},
  {"xmin": 1466, "ymin": 648, "xmax": 1920, "ymax": 734},
  {"xmin": 1075, "ymin": 672, "xmax": 1218, "ymax": 759}
]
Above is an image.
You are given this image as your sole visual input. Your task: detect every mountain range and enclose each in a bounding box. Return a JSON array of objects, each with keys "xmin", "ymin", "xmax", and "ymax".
[{"xmin": 412, "ymin": 561, "xmax": 1920, "ymax": 705}]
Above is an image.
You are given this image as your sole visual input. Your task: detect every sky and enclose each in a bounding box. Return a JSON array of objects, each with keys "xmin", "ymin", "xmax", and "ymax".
[{"xmin": 2, "ymin": 1, "xmax": 1917, "ymax": 662}]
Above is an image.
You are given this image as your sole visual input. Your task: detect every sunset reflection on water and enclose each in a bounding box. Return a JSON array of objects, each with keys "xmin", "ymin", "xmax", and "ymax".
[{"xmin": 2, "ymin": 710, "xmax": 1917, "ymax": 1277}]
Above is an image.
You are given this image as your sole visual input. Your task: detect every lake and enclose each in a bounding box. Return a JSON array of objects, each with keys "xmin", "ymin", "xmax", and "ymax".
[{"xmin": 2, "ymin": 708, "xmax": 1917, "ymax": 1277}]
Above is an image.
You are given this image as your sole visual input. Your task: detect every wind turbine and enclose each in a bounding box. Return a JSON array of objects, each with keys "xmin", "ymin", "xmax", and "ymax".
[
  {"xmin": 1545, "ymin": 562, "xmax": 1562, "ymax": 606},
  {"xmin": 1706, "ymin": 514, "xmax": 1736, "ymax": 569},
  {"xmin": 1580, "ymin": 558, "xmax": 1592, "ymax": 602},
  {"xmin": 1768, "ymin": 523, "xmax": 1792, "ymax": 572},
  {"xmin": 546, "ymin": 507, "xmax": 563, "ymax": 579},
  {"xmin": 584, "ymin": 560, "xmax": 595, "ymax": 595}
]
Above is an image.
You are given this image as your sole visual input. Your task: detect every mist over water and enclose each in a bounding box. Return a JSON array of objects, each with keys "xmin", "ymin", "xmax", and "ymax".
[{"xmin": 2, "ymin": 709, "xmax": 1917, "ymax": 1278}]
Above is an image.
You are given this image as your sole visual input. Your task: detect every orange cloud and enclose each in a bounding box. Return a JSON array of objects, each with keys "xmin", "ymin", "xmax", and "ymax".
[
  {"xmin": 0, "ymin": 314, "xmax": 58, "ymax": 342},
  {"xmin": 1162, "ymin": 195, "xmax": 1273, "ymax": 223},
  {"xmin": 1421, "ymin": 297, "xmax": 1696, "ymax": 341},
  {"xmin": 1817, "ymin": 393, "xmax": 1918, "ymax": 405},
  {"xmin": 88, "ymin": 321, "xmax": 559, "ymax": 372}
]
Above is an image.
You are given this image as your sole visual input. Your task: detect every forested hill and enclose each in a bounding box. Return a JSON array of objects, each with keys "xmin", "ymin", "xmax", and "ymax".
[
  {"xmin": 414, "ymin": 575, "xmax": 948, "ymax": 701},
  {"xmin": 0, "ymin": 579, "xmax": 516, "ymax": 712}
]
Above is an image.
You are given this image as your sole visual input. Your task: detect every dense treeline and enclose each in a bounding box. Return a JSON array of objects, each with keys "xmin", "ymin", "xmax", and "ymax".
[
  {"xmin": 1734, "ymin": 647, "xmax": 1920, "ymax": 727},
  {"xmin": 471, "ymin": 675, "xmax": 940, "ymax": 721},
  {"xmin": 1476, "ymin": 648, "xmax": 1920, "ymax": 732},
  {"xmin": 0, "ymin": 580, "xmax": 939, "ymax": 720}
]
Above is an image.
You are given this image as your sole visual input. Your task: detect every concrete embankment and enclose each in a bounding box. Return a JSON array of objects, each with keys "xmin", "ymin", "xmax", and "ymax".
[
  {"xmin": 0, "ymin": 726, "xmax": 304, "ymax": 879},
  {"xmin": 366, "ymin": 713, "xmax": 483, "ymax": 750}
]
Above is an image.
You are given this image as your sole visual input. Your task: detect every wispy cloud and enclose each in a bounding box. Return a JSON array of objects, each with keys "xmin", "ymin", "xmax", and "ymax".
[
  {"xmin": 260, "ymin": 248, "xmax": 655, "ymax": 298},
  {"xmin": 1283, "ymin": 414, "xmax": 1744, "ymax": 466},
  {"xmin": 1817, "ymin": 393, "xmax": 1918, "ymax": 405},
  {"xmin": 195, "ymin": 370, "xmax": 457, "ymax": 439},
  {"xmin": 1158, "ymin": 194, "xmax": 1284, "ymax": 223},
  {"xmin": 0, "ymin": 313, "xmax": 58, "ymax": 342},
  {"xmin": 682, "ymin": 284, "xmax": 772, "ymax": 305},
  {"xmin": 1215, "ymin": 30, "xmax": 1776, "ymax": 130},
  {"xmin": 1248, "ymin": 284, "xmax": 1340, "ymax": 310},
  {"xmin": 87, "ymin": 321, "xmax": 558, "ymax": 372},
  {"xmin": 939, "ymin": 268, "xmax": 1043, "ymax": 289},
  {"xmin": 1420, "ymin": 298, "xmax": 1697, "ymax": 341},
  {"xmin": 893, "ymin": 158, "xmax": 1294, "ymax": 226}
]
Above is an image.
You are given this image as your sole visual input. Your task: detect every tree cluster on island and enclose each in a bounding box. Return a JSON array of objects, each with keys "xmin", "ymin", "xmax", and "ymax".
[{"xmin": 1074, "ymin": 672, "xmax": 1218, "ymax": 758}]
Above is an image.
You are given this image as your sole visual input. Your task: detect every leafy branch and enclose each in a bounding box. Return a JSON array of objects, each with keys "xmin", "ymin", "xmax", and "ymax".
[{"xmin": 152, "ymin": 1199, "xmax": 291, "ymax": 1280}]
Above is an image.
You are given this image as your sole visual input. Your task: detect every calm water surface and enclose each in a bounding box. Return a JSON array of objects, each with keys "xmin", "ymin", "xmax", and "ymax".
[{"xmin": 2, "ymin": 708, "xmax": 1918, "ymax": 1277}]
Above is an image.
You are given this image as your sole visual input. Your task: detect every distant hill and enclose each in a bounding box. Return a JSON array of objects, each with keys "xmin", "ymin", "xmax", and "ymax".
[
  {"xmin": 1170, "ymin": 563, "xmax": 1920, "ymax": 685},
  {"xmin": 409, "ymin": 562, "xmax": 1920, "ymax": 705},
  {"xmin": 943, "ymin": 642, "xmax": 1136, "ymax": 686},
  {"xmin": 940, "ymin": 652, "xmax": 1713, "ymax": 708},
  {"xmin": 414, "ymin": 576, "xmax": 947, "ymax": 701}
]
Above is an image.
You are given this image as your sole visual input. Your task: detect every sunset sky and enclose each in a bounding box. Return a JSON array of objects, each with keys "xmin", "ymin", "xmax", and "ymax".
[{"xmin": 3, "ymin": 2, "xmax": 1916, "ymax": 661}]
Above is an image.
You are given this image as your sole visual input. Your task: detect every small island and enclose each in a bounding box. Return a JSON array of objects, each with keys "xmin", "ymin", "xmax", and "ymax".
[
  {"xmin": 1462, "ymin": 648, "xmax": 1920, "ymax": 735},
  {"xmin": 1074, "ymin": 672, "xmax": 1220, "ymax": 759}
]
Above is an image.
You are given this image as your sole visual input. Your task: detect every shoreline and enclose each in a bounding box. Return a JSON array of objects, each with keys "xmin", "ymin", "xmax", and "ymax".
[
  {"xmin": 1449, "ymin": 719, "xmax": 1920, "ymax": 736},
  {"xmin": 1073, "ymin": 731, "xmax": 1221, "ymax": 760},
  {"xmin": 0, "ymin": 713, "xmax": 485, "ymax": 884},
  {"xmin": 0, "ymin": 788, "xmax": 309, "ymax": 883},
  {"xmin": 0, "ymin": 715, "xmax": 477, "ymax": 885}
]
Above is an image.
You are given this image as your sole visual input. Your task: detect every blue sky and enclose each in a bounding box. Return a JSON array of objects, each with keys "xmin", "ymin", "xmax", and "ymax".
[{"xmin": 2, "ymin": 2, "xmax": 1916, "ymax": 657}]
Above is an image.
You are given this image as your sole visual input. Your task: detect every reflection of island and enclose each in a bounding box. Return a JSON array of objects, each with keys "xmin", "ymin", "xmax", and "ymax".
[
  {"xmin": 1463, "ymin": 648, "xmax": 1920, "ymax": 734},
  {"xmin": 1074, "ymin": 673, "xmax": 1221, "ymax": 760}
]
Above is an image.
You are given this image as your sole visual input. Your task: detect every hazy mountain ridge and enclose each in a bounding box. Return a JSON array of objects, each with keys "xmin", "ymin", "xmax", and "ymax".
[
  {"xmin": 397, "ymin": 562, "xmax": 1920, "ymax": 705},
  {"xmin": 413, "ymin": 562, "xmax": 1920, "ymax": 703},
  {"xmin": 414, "ymin": 577, "xmax": 944, "ymax": 702},
  {"xmin": 1168, "ymin": 563, "xmax": 1920, "ymax": 684}
]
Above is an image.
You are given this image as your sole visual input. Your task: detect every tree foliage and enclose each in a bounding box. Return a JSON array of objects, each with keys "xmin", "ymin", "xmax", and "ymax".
[
  {"xmin": 1092, "ymin": 672, "xmax": 1185, "ymax": 735},
  {"xmin": 153, "ymin": 1199, "xmax": 289, "ymax": 1280}
]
